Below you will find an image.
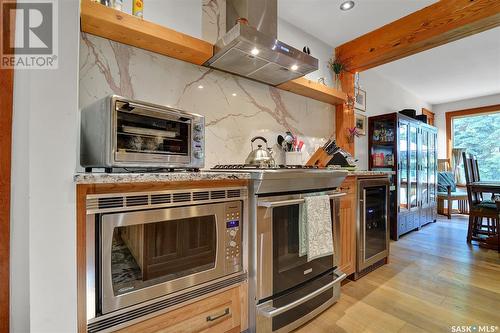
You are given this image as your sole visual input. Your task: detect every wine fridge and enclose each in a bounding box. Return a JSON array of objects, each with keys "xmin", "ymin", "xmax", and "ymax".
[{"xmin": 355, "ymin": 177, "xmax": 390, "ymax": 280}]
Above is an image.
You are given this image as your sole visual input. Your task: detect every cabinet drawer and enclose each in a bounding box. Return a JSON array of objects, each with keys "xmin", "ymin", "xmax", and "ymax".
[{"xmin": 115, "ymin": 285, "xmax": 243, "ymax": 333}]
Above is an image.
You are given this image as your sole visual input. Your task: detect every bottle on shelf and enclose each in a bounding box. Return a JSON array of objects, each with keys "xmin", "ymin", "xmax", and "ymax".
[{"xmin": 133, "ymin": 0, "xmax": 143, "ymax": 18}]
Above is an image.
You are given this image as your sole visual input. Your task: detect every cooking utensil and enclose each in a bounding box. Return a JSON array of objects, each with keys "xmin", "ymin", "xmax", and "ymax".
[
  {"xmin": 277, "ymin": 135, "xmax": 285, "ymax": 147},
  {"xmin": 245, "ymin": 136, "xmax": 276, "ymax": 167}
]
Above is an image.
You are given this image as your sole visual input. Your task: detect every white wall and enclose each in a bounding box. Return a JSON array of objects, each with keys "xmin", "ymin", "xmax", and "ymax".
[
  {"xmin": 432, "ymin": 93, "xmax": 500, "ymax": 158},
  {"xmin": 278, "ymin": 18, "xmax": 334, "ymax": 87},
  {"xmin": 10, "ymin": 0, "xmax": 80, "ymax": 332},
  {"xmin": 122, "ymin": 0, "xmax": 202, "ymax": 38},
  {"xmin": 354, "ymin": 69, "xmax": 431, "ymax": 169}
]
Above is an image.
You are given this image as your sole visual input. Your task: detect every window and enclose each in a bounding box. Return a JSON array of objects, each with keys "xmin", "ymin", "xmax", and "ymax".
[{"xmin": 452, "ymin": 111, "xmax": 500, "ymax": 181}]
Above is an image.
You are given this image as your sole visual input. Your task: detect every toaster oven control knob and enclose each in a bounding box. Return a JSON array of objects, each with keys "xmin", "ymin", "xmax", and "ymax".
[
  {"xmin": 194, "ymin": 150, "xmax": 204, "ymax": 159},
  {"xmin": 229, "ymin": 240, "xmax": 237, "ymax": 247},
  {"xmin": 194, "ymin": 124, "xmax": 203, "ymax": 132},
  {"xmin": 229, "ymin": 229, "xmax": 237, "ymax": 237},
  {"xmin": 193, "ymin": 134, "xmax": 203, "ymax": 142}
]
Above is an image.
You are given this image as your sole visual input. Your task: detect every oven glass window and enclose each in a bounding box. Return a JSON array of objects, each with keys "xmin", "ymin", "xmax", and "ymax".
[
  {"xmin": 364, "ymin": 186, "xmax": 387, "ymax": 259},
  {"xmin": 116, "ymin": 111, "xmax": 189, "ymax": 156},
  {"xmin": 111, "ymin": 215, "xmax": 216, "ymax": 296},
  {"xmin": 272, "ymin": 204, "xmax": 333, "ymax": 296}
]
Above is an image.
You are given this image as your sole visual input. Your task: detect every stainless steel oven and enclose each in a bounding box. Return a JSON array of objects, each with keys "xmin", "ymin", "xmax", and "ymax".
[
  {"xmin": 85, "ymin": 187, "xmax": 247, "ymax": 332},
  {"xmin": 81, "ymin": 95, "xmax": 205, "ymax": 170},
  {"xmin": 255, "ymin": 190, "xmax": 346, "ymax": 333}
]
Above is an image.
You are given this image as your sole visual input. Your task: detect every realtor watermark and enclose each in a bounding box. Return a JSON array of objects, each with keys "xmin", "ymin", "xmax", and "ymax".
[
  {"xmin": 1, "ymin": 0, "xmax": 58, "ymax": 69},
  {"xmin": 451, "ymin": 325, "xmax": 499, "ymax": 333}
]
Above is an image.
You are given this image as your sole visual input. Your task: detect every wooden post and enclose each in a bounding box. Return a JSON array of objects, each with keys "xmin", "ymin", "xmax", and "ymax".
[
  {"xmin": 0, "ymin": 0, "xmax": 15, "ymax": 331},
  {"xmin": 335, "ymin": 71, "xmax": 355, "ymax": 155}
]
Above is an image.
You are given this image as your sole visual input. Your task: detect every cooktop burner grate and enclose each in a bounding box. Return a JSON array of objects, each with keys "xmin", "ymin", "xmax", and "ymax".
[{"xmin": 212, "ymin": 164, "xmax": 319, "ymax": 170}]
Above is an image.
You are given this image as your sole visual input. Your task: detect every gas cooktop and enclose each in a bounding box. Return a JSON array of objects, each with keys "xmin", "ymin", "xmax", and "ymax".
[
  {"xmin": 212, "ymin": 164, "xmax": 319, "ymax": 170},
  {"xmin": 211, "ymin": 164, "xmax": 348, "ymax": 193}
]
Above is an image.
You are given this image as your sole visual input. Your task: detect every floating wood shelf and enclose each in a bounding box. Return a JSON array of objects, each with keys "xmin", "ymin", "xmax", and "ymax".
[
  {"xmin": 277, "ymin": 77, "xmax": 347, "ymax": 106},
  {"xmin": 80, "ymin": 0, "xmax": 347, "ymax": 106},
  {"xmin": 80, "ymin": 0, "xmax": 213, "ymax": 65}
]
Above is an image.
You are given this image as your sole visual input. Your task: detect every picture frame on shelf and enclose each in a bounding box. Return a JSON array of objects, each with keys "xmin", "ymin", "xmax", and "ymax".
[
  {"xmin": 355, "ymin": 88, "xmax": 366, "ymax": 112},
  {"xmin": 355, "ymin": 113, "xmax": 367, "ymax": 135}
]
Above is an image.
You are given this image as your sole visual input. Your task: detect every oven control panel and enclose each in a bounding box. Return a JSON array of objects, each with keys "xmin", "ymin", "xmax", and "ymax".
[{"xmin": 224, "ymin": 204, "xmax": 242, "ymax": 272}]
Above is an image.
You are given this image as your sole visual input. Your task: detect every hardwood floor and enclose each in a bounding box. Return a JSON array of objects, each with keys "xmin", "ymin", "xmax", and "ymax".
[{"xmin": 295, "ymin": 215, "xmax": 500, "ymax": 333}]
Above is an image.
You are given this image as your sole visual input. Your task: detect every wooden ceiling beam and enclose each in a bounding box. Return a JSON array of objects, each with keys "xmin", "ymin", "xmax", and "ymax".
[{"xmin": 335, "ymin": 0, "xmax": 500, "ymax": 72}]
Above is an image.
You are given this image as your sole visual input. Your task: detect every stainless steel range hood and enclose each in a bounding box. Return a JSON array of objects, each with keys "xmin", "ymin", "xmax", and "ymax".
[{"xmin": 203, "ymin": 0, "xmax": 319, "ymax": 86}]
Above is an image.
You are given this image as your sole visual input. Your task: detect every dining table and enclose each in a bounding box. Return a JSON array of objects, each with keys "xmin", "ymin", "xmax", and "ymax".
[{"xmin": 467, "ymin": 180, "xmax": 500, "ymax": 251}]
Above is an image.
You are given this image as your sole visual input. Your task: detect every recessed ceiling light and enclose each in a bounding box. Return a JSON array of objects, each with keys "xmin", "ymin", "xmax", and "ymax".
[
  {"xmin": 340, "ymin": 0, "xmax": 355, "ymax": 11},
  {"xmin": 251, "ymin": 48, "xmax": 260, "ymax": 56},
  {"xmin": 232, "ymin": 93, "xmax": 237, "ymax": 97},
  {"xmin": 198, "ymin": 85, "xmax": 204, "ymax": 89},
  {"xmin": 291, "ymin": 64, "xmax": 299, "ymax": 71}
]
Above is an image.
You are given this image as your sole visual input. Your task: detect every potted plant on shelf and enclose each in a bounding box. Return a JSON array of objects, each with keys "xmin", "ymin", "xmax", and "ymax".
[{"xmin": 328, "ymin": 58, "xmax": 345, "ymax": 90}]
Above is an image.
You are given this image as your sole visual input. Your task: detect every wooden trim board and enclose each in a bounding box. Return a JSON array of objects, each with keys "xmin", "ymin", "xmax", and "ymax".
[
  {"xmin": 0, "ymin": 0, "xmax": 15, "ymax": 331},
  {"xmin": 334, "ymin": 72, "xmax": 355, "ymax": 155},
  {"xmin": 445, "ymin": 104, "xmax": 500, "ymax": 160},
  {"xmin": 421, "ymin": 108, "xmax": 435, "ymax": 126},
  {"xmin": 80, "ymin": 0, "xmax": 214, "ymax": 65},
  {"xmin": 277, "ymin": 77, "xmax": 347, "ymax": 106},
  {"xmin": 336, "ymin": 0, "xmax": 500, "ymax": 71}
]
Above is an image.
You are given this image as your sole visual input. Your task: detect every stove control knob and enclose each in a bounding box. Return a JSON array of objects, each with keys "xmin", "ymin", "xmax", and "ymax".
[
  {"xmin": 229, "ymin": 229, "xmax": 237, "ymax": 237},
  {"xmin": 229, "ymin": 241, "xmax": 237, "ymax": 247},
  {"xmin": 194, "ymin": 151, "xmax": 204, "ymax": 159}
]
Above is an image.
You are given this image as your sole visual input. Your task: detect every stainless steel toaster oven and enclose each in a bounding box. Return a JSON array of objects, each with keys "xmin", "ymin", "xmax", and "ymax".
[{"xmin": 80, "ymin": 95, "xmax": 205, "ymax": 170}]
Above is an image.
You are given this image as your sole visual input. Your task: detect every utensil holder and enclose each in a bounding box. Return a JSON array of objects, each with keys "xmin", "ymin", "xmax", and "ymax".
[{"xmin": 285, "ymin": 152, "xmax": 303, "ymax": 166}]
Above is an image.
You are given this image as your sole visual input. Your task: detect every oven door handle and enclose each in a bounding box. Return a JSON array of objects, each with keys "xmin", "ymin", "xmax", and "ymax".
[
  {"xmin": 257, "ymin": 193, "xmax": 346, "ymax": 208},
  {"xmin": 257, "ymin": 270, "xmax": 347, "ymax": 318}
]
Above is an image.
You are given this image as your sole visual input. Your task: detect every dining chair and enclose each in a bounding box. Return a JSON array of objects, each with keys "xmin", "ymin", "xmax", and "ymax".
[
  {"xmin": 436, "ymin": 171, "xmax": 468, "ymax": 219},
  {"xmin": 463, "ymin": 152, "xmax": 498, "ymax": 243}
]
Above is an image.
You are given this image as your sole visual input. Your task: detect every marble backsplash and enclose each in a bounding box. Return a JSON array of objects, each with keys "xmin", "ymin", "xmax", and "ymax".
[{"xmin": 79, "ymin": 33, "xmax": 335, "ymax": 168}]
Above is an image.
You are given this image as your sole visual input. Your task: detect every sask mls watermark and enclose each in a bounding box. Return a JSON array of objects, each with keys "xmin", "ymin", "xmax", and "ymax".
[
  {"xmin": 1, "ymin": 0, "xmax": 58, "ymax": 69},
  {"xmin": 451, "ymin": 325, "xmax": 499, "ymax": 333}
]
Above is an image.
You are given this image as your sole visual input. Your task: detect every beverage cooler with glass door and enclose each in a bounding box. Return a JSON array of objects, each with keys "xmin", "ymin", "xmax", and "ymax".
[{"xmin": 355, "ymin": 178, "xmax": 390, "ymax": 279}]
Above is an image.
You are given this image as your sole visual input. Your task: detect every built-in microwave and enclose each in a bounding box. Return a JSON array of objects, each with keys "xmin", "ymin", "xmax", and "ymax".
[
  {"xmin": 80, "ymin": 95, "xmax": 205, "ymax": 171},
  {"xmin": 85, "ymin": 186, "xmax": 248, "ymax": 332}
]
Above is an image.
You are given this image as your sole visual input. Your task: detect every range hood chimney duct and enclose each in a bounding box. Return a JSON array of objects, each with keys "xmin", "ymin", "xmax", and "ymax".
[{"xmin": 204, "ymin": 0, "xmax": 319, "ymax": 86}]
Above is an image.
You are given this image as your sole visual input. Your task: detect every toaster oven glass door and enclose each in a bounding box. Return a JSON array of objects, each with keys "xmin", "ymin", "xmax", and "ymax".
[{"xmin": 115, "ymin": 110, "xmax": 190, "ymax": 163}]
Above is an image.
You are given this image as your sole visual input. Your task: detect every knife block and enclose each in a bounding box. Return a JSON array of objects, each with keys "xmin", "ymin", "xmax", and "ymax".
[{"xmin": 306, "ymin": 148, "xmax": 332, "ymax": 167}]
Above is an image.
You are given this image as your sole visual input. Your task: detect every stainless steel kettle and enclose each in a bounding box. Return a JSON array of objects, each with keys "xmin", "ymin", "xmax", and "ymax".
[{"xmin": 245, "ymin": 136, "xmax": 276, "ymax": 167}]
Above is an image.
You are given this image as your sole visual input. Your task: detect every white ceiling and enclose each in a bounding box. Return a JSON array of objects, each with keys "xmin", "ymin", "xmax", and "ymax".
[
  {"xmin": 278, "ymin": 0, "xmax": 435, "ymax": 47},
  {"xmin": 278, "ymin": 0, "xmax": 500, "ymax": 105},
  {"xmin": 372, "ymin": 27, "xmax": 500, "ymax": 105}
]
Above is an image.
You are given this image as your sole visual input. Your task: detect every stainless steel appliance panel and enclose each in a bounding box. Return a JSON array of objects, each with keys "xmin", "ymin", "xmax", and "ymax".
[
  {"xmin": 100, "ymin": 201, "xmax": 242, "ymax": 314},
  {"xmin": 255, "ymin": 191, "xmax": 345, "ymax": 332},
  {"xmin": 357, "ymin": 178, "xmax": 390, "ymax": 272},
  {"xmin": 81, "ymin": 95, "xmax": 204, "ymax": 169}
]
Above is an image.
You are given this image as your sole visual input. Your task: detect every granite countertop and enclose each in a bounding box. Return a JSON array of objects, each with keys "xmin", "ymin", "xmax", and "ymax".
[
  {"xmin": 347, "ymin": 170, "xmax": 395, "ymax": 176},
  {"xmin": 74, "ymin": 171, "xmax": 252, "ymax": 184}
]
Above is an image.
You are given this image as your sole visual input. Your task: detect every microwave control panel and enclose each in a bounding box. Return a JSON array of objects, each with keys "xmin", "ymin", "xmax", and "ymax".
[{"xmin": 224, "ymin": 203, "xmax": 242, "ymax": 272}]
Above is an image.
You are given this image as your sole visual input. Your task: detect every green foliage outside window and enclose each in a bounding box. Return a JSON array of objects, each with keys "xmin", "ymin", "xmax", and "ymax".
[{"xmin": 453, "ymin": 112, "xmax": 500, "ymax": 181}]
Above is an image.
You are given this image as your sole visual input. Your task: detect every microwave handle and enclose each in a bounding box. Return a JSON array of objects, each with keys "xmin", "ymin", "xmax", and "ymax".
[
  {"xmin": 257, "ymin": 269, "xmax": 347, "ymax": 318},
  {"xmin": 257, "ymin": 192, "xmax": 346, "ymax": 208}
]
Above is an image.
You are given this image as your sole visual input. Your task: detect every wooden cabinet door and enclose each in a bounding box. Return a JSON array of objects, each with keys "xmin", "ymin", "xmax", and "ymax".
[{"xmin": 338, "ymin": 177, "xmax": 356, "ymax": 276}]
